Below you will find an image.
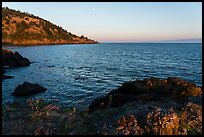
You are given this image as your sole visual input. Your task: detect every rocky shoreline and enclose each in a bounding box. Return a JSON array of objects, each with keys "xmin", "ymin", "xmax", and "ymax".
[
  {"xmin": 88, "ymin": 77, "xmax": 202, "ymax": 112},
  {"xmin": 2, "ymin": 49, "xmax": 202, "ymax": 135},
  {"xmin": 87, "ymin": 77, "xmax": 202, "ymax": 135},
  {"xmin": 2, "ymin": 76, "xmax": 202, "ymax": 135}
]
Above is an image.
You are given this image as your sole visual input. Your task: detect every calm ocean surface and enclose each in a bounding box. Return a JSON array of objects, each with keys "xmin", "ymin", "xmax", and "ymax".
[{"xmin": 2, "ymin": 43, "xmax": 202, "ymax": 110}]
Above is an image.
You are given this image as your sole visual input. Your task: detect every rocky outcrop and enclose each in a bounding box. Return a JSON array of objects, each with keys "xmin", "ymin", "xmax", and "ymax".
[
  {"xmin": 88, "ymin": 77, "xmax": 202, "ymax": 112},
  {"xmin": 12, "ymin": 82, "xmax": 47, "ymax": 96},
  {"xmin": 86, "ymin": 77, "xmax": 202, "ymax": 135},
  {"xmin": 113, "ymin": 102, "xmax": 202, "ymax": 135},
  {"xmin": 2, "ymin": 49, "xmax": 31, "ymax": 67}
]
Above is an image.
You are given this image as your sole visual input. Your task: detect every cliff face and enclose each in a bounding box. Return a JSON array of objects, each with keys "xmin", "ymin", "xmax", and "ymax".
[{"xmin": 2, "ymin": 7, "xmax": 98, "ymax": 46}]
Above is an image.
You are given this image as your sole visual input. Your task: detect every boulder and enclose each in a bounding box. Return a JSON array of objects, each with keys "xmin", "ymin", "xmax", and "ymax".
[
  {"xmin": 12, "ymin": 82, "xmax": 47, "ymax": 96},
  {"xmin": 2, "ymin": 49, "xmax": 31, "ymax": 67}
]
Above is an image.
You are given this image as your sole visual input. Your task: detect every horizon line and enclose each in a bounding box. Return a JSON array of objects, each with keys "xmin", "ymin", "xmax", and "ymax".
[{"xmin": 99, "ymin": 42, "xmax": 202, "ymax": 44}]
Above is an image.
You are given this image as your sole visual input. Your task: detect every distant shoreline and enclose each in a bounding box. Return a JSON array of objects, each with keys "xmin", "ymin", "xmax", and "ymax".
[
  {"xmin": 97, "ymin": 42, "xmax": 201, "ymax": 44},
  {"xmin": 2, "ymin": 42, "xmax": 99, "ymax": 47}
]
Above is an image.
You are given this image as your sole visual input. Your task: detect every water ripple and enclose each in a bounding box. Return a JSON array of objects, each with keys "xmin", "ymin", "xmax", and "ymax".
[{"xmin": 2, "ymin": 43, "xmax": 202, "ymax": 110}]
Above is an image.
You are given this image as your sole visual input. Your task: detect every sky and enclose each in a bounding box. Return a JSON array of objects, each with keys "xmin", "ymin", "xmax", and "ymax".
[{"xmin": 2, "ymin": 2, "xmax": 202, "ymax": 43}]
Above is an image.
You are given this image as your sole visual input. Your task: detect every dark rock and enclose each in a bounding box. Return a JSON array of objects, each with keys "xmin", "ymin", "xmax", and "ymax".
[
  {"xmin": 2, "ymin": 67, "xmax": 14, "ymax": 80},
  {"xmin": 2, "ymin": 49, "xmax": 30, "ymax": 81},
  {"xmin": 48, "ymin": 65, "xmax": 55, "ymax": 68},
  {"xmin": 2, "ymin": 75, "xmax": 14, "ymax": 80},
  {"xmin": 187, "ymin": 94, "xmax": 202, "ymax": 106},
  {"xmin": 88, "ymin": 77, "xmax": 202, "ymax": 112},
  {"xmin": 12, "ymin": 82, "xmax": 47, "ymax": 96},
  {"xmin": 89, "ymin": 93, "xmax": 137, "ymax": 112},
  {"xmin": 2, "ymin": 49, "xmax": 31, "ymax": 67},
  {"xmin": 2, "ymin": 67, "xmax": 6, "ymax": 74}
]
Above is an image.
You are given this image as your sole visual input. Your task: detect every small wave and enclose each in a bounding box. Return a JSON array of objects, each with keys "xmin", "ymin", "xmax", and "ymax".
[
  {"xmin": 48, "ymin": 65, "xmax": 55, "ymax": 68},
  {"xmin": 164, "ymin": 66, "xmax": 174, "ymax": 69},
  {"xmin": 177, "ymin": 67, "xmax": 188, "ymax": 70},
  {"xmin": 185, "ymin": 72, "xmax": 194, "ymax": 76},
  {"xmin": 106, "ymin": 67, "xmax": 118, "ymax": 71},
  {"xmin": 143, "ymin": 70, "xmax": 152, "ymax": 73}
]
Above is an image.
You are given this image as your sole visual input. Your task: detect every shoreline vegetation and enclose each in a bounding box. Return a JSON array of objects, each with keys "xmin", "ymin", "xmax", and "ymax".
[{"xmin": 2, "ymin": 49, "xmax": 202, "ymax": 135}]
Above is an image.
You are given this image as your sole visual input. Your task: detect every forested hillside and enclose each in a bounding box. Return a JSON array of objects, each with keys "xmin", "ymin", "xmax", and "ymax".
[{"xmin": 2, "ymin": 7, "xmax": 98, "ymax": 45}]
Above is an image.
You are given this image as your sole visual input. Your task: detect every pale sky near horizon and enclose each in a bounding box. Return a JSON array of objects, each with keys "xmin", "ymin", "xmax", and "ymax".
[{"xmin": 2, "ymin": 2, "xmax": 202, "ymax": 43}]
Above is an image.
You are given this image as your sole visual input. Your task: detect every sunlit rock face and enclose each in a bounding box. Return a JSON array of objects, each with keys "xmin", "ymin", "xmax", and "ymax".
[{"xmin": 113, "ymin": 102, "xmax": 202, "ymax": 135}]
